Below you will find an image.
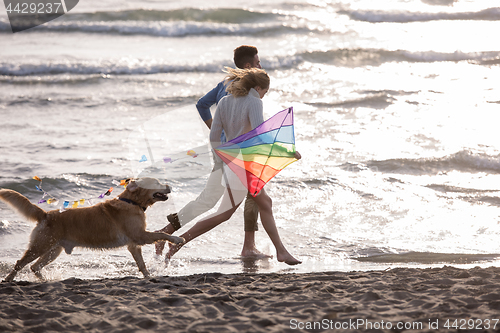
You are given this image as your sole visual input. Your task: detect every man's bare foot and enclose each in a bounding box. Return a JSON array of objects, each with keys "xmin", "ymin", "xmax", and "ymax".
[
  {"xmin": 277, "ymin": 252, "xmax": 302, "ymax": 265},
  {"xmin": 165, "ymin": 242, "xmax": 183, "ymax": 263},
  {"xmin": 241, "ymin": 247, "xmax": 272, "ymax": 259}
]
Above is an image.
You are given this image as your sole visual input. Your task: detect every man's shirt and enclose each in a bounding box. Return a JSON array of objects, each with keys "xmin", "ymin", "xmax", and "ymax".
[{"xmin": 196, "ymin": 80, "xmax": 228, "ymax": 143}]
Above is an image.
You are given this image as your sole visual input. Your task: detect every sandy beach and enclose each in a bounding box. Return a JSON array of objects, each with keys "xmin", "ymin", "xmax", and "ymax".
[
  {"xmin": 1, "ymin": 266, "xmax": 500, "ymax": 332},
  {"xmin": 2, "ymin": 1, "xmax": 500, "ymax": 332}
]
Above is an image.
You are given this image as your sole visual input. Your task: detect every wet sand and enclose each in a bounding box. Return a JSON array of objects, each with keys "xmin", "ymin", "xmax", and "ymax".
[{"xmin": 1, "ymin": 266, "xmax": 500, "ymax": 332}]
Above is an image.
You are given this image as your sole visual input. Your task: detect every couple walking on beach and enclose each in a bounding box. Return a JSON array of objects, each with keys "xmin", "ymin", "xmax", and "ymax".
[{"xmin": 155, "ymin": 45, "xmax": 301, "ymax": 266}]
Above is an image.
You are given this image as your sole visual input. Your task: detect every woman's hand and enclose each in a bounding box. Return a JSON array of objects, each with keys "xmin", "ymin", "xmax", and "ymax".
[{"xmin": 294, "ymin": 151, "xmax": 302, "ymax": 160}]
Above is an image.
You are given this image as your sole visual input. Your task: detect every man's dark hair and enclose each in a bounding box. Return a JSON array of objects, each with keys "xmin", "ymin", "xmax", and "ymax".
[{"xmin": 233, "ymin": 45, "xmax": 258, "ymax": 69}]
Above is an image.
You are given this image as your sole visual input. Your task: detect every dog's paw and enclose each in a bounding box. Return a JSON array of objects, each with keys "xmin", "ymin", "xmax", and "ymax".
[{"xmin": 170, "ymin": 236, "xmax": 185, "ymax": 245}]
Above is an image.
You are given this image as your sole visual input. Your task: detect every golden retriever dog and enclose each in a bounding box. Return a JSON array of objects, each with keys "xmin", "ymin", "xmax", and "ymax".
[{"xmin": 0, "ymin": 177, "xmax": 184, "ymax": 282}]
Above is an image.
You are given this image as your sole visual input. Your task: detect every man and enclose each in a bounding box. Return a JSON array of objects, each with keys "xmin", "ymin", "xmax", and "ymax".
[{"xmin": 155, "ymin": 45, "xmax": 268, "ymax": 258}]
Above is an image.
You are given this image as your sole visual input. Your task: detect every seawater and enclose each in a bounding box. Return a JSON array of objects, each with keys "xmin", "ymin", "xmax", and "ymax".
[{"xmin": 1, "ymin": 0, "xmax": 500, "ymax": 281}]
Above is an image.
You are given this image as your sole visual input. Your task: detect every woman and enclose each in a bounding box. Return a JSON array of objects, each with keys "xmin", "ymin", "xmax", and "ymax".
[{"xmin": 166, "ymin": 68, "xmax": 301, "ymax": 265}]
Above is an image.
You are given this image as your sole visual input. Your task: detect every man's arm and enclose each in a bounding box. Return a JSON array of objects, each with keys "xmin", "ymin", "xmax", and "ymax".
[{"xmin": 196, "ymin": 81, "xmax": 226, "ymax": 129}]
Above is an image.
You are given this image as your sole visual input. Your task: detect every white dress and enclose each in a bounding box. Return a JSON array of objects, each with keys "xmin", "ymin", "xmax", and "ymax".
[{"xmin": 210, "ymin": 88, "xmax": 265, "ymax": 192}]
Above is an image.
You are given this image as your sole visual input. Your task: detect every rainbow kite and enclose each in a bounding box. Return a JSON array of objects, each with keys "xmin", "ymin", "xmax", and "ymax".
[{"xmin": 214, "ymin": 107, "xmax": 297, "ymax": 197}]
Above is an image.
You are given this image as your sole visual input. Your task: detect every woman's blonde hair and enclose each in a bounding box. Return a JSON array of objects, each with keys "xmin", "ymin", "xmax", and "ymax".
[{"xmin": 224, "ymin": 67, "xmax": 270, "ymax": 97}]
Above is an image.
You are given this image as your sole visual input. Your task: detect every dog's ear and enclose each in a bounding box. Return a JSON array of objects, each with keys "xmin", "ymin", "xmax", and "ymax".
[{"xmin": 126, "ymin": 180, "xmax": 139, "ymax": 192}]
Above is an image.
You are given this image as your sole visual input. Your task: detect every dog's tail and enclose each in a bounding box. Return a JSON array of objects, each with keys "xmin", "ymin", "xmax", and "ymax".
[{"xmin": 0, "ymin": 189, "xmax": 47, "ymax": 222}]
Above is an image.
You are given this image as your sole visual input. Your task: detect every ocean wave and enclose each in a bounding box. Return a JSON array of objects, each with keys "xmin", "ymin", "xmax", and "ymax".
[
  {"xmin": 0, "ymin": 174, "xmax": 133, "ymax": 216},
  {"xmin": 0, "ymin": 7, "xmax": 319, "ymax": 37},
  {"xmin": 0, "ymin": 8, "xmax": 276, "ymax": 29},
  {"xmin": 366, "ymin": 150, "xmax": 500, "ymax": 175},
  {"xmin": 2, "ymin": 93, "xmax": 198, "ymax": 108},
  {"xmin": 479, "ymin": 57, "xmax": 500, "ymax": 65},
  {"xmin": 425, "ymin": 184, "xmax": 500, "ymax": 207},
  {"xmin": 426, "ymin": 184, "xmax": 499, "ymax": 194},
  {"xmin": 474, "ymin": 196, "xmax": 500, "ymax": 207},
  {"xmin": 0, "ymin": 220, "xmax": 11, "ymax": 235},
  {"xmin": 0, "ymin": 74, "xmax": 106, "ymax": 85},
  {"xmin": 306, "ymin": 92, "xmax": 398, "ymax": 110},
  {"xmin": 299, "ymin": 49, "xmax": 500, "ymax": 67},
  {"xmin": 0, "ymin": 20, "xmax": 313, "ymax": 37},
  {"xmin": 458, "ymin": 195, "xmax": 500, "ymax": 208},
  {"xmin": 0, "ymin": 58, "xmax": 229, "ymax": 76},
  {"xmin": 3, "ymin": 47, "xmax": 498, "ymax": 77},
  {"xmin": 0, "ymin": 173, "xmax": 118, "ymax": 198},
  {"xmin": 0, "ymin": 53, "xmax": 299, "ymax": 76},
  {"xmin": 0, "ymin": 219, "xmax": 32, "ymax": 235},
  {"xmin": 65, "ymin": 8, "xmax": 276, "ymax": 24},
  {"xmin": 340, "ymin": 7, "xmax": 500, "ymax": 23},
  {"xmin": 421, "ymin": 0, "xmax": 457, "ymax": 6}
]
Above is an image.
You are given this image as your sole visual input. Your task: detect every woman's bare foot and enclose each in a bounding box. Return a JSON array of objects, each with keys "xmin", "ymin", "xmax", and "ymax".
[
  {"xmin": 277, "ymin": 251, "xmax": 301, "ymax": 265},
  {"xmin": 241, "ymin": 247, "xmax": 272, "ymax": 259}
]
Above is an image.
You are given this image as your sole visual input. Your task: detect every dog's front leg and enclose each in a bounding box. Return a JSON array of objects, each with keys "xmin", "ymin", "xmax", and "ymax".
[
  {"xmin": 135, "ymin": 231, "xmax": 185, "ymax": 246},
  {"xmin": 127, "ymin": 244, "xmax": 150, "ymax": 278}
]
